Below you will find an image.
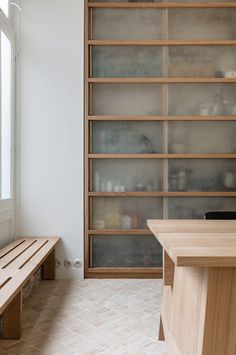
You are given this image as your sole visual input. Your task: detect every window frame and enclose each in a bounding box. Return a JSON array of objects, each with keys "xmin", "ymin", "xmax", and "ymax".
[{"xmin": 0, "ymin": 8, "xmax": 16, "ymax": 218}]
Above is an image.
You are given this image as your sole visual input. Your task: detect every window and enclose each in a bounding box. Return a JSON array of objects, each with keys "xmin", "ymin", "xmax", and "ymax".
[
  {"xmin": 0, "ymin": 7, "xmax": 15, "ymax": 203},
  {"xmin": 0, "ymin": 0, "xmax": 9, "ymax": 17},
  {"xmin": 1, "ymin": 31, "xmax": 12, "ymax": 199}
]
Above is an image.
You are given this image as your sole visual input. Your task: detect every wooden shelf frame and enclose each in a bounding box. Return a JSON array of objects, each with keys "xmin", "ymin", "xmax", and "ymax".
[
  {"xmin": 89, "ymin": 191, "xmax": 236, "ymax": 197},
  {"xmin": 88, "ymin": 2, "xmax": 236, "ymax": 9},
  {"xmin": 88, "ymin": 40, "xmax": 236, "ymax": 46},
  {"xmin": 89, "ymin": 229, "xmax": 152, "ymax": 235},
  {"xmin": 89, "ymin": 77, "xmax": 236, "ymax": 83},
  {"xmin": 87, "ymin": 115, "xmax": 236, "ymax": 121},
  {"xmin": 84, "ymin": 0, "xmax": 236, "ymax": 278},
  {"xmin": 86, "ymin": 267, "xmax": 162, "ymax": 278},
  {"xmin": 88, "ymin": 153, "xmax": 236, "ymax": 159}
]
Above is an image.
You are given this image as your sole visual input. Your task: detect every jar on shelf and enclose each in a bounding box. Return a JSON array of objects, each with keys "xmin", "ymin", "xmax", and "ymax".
[
  {"xmin": 223, "ymin": 170, "xmax": 234, "ymax": 190},
  {"xmin": 177, "ymin": 170, "xmax": 187, "ymax": 191},
  {"xmin": 170, "ymin": 174, "xmax": 178, "ymax": 191},
  {"xmin": 94, "ymin": 172, "xmax": 100, "ymax": 192},
  {"xmin": 122, "ymin": 215, "xmax": 132, "ymax": 229}
]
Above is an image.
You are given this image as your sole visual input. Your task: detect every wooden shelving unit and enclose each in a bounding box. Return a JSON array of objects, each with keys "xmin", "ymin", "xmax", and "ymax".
[{"xmin": 84, "ymin": 0, "xmax": 236, "ymax": 278}]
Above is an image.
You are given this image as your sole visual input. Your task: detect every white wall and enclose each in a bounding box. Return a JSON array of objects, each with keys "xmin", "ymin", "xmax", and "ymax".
[{"xmin": 17, "ymin": 0, "xmax": 84, "ymax": 278}]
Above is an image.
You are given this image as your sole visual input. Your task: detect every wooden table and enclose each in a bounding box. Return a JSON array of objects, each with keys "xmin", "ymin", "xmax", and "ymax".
[{"xmin": 148, "ymin": 220, "xmax": 236, "ymax": 355}]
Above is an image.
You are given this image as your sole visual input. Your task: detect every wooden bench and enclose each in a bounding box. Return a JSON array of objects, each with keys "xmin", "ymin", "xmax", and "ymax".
[{"xmin": 0, "ymin": 237, "xmax": 60, "ymax": 340}]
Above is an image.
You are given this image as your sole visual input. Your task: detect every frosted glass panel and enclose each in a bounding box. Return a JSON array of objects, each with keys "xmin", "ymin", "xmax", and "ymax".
[
  {"xmin": 169, "ymin": 160, "xmax": 236, "ymax": 192},
  {"xmin": 93, "ymin": 159, "xmax": 163, "ymax": 192},
  {"xmin": 169, "ymin": 9, "xmax": 236, "ymax": 40},
  {"xmin": 168, "ymin": 197, "xmax": 236, "ymax": 219},
  {"xmin": 168, "ymin": 122, "xmax": 236, "ymax": 154},
  {"xmin": 168, "ymin": 46, "xmax": 236, "ymax": 78},
  {"xmin": 92, "ymin": 197, "xmax": 163, "ymax": 229},
  {"xmin": 93, "ymin": 84, "xmax": 162, "ymax": 115},
  {"xmin": 1, "ymin": 32, "xmax": 12, "ymax": 199},
  {"xmin": 92, "ymin": 46, "xmax": 163, "ymax": 78},
  {"xmin": 91, "ymin": 235, "xmax": 162, "ymax": 268},
  {"xmin": 92, "ymin": 121, "xmax": 163, "ymax": 153},
  {"xmin": 92, "ymin": 9, "xmax": 163, "ymax": 40},
  {"xmin": 169, "ymin": 84, "xmax": 236, "ymax": 116}
]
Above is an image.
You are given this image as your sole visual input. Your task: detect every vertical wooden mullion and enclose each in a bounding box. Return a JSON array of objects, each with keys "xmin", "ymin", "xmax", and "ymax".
[
  {"xmin": 0, "ymin": 35, "xmax": 2, "ymax": 199},
  {"xmin": 162, "ymin": 8, "xmax": 169, "ymax": 219},
  {"xmin": 88, "ymin": 8, "xmax": 94, "ymax": 249},
  {"xmin": 84, "ymin": 0, "xmax": 90, "ymax": 276},
  {"xmin": 89, "ymin": 234, "xmax": 93, "ymax": 268}
]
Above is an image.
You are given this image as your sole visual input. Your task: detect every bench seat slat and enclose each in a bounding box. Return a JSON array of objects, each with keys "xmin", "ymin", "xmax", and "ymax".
[
  {"xmin": 0, "ymin": 239, "xmax": 27, "ymax": 258},
  {"xmin": 0, "ymin": 237, "xmax": 59, "ymax": 314},
  {"xmin": 0, "ymin": 240, "xmax": 37, "ymax": 268},
  {"xmin": 2, "ymin": 239, "xmax": 49, "ymax": 271},
  {"xmin": 24, "ymin": 238, "xmax": 60, "ymax": 267}
]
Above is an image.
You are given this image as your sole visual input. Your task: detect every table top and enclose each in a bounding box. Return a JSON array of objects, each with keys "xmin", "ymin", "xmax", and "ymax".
[{"xmin": 148, "ymin": 219, "xmax": 236, "ymax": 267}]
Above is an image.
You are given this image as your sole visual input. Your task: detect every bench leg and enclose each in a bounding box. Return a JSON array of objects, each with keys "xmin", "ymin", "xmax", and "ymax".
[
  {"xmin": 2, "ymin": 291, "xmax": 22, "ymax": 339},
  {"xmin": 42, "ymin": 249, "xmax": 55, "ymax": 280},
  {"xmin": 158, "ymin": 316, "xmax": 165, "ymax": 341}
]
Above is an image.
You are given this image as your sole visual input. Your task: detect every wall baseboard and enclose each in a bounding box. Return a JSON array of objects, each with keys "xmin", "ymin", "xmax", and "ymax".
[{"xmin": 56, "ymin": 267, "xmax": 84, "ymax": 280}]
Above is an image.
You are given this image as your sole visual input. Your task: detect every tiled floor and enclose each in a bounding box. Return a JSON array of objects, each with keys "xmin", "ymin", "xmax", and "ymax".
[{"xmin": 0, "ymin": 279, "xmax": 168, "ymax": 355}]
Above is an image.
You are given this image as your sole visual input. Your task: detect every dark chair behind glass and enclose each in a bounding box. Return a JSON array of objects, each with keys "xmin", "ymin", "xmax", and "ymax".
[{"xmin": 204, "ymin": 211, "xmax": 236, "ymax": 220}]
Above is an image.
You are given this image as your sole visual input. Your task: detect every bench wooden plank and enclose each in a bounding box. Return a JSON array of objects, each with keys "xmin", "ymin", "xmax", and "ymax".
[
  {"xmin": 3, "ymin": 239, "xmax": 50, "ymax": 271},
  {"xmin": 0, "ymin": 237, "xmax": 59, "ymax": 315},
  {"xmin": 0, "ymin": 239, "xmax": 27, "ymax": 258},
  {"xmin": 0, "ymin": 239, "xmax": 37, "ymax": 268},
  {"xmin": 25, "ymin": 237, "xmax": 59, "ymax": 268}
]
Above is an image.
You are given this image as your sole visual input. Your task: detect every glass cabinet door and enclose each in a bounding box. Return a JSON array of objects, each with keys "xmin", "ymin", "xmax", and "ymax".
[
  {"xmin": 168, "ymin": 9, "xmax": 236, "ymax": 40},
  {"xmin": 92, "ymin": 46, "xmax": 163, "ymax": 78},
  {"xmin": 92, "ymin": 9, "xmax": 164, "ymax": 40},
  {"xmin": 92, "ymin": 197, "xmax": 163, "ymax": 229},
  {"xmin": 92, "ymin": 121, "xmax": 163, "ymax": 153},
  {"xmin": 168, "ymin": 197, "xmax": 236, "ymax": 219},
  {"xmin": 168, "ymin": 46, "xmax": 236, "ymax": 78},
  {"xmin": 92, "ymin": 84, "xmax": 163, "ymax": 116},
  {"xmin": 169, "ymin": 84, "xmax": 236, "ymax": 116},
  {"xmin": 91, "ymin": 235, "xmax": 162, "ymax": 268},
  {"xmin": 168, "ymin": 121, "xmax": 236, "ymax": 153},
  {"xmin": 93, "ymin": 159, "xmax": 163, "ymax": 192},
  {"xmin": 168, "ymin": 159, "xmax": 236, "ymax": 192}
]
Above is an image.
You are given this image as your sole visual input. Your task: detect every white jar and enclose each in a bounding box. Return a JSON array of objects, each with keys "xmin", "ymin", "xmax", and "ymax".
[
  {"xmin": 178, "ymin": 171, "xmax": 187, "ymax": 191},
  {"xmin": 224, "ymin": 171, "xmax": 234, "ymax": 189},
  {"xmin": 122, "ymin": 215, "xmax": 132, "ymax": 229}
]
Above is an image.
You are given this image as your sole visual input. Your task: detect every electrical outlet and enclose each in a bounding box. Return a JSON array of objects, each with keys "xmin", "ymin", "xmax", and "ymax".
[
  {"xmin": 55, "ymin": 259, "xmax": 61, "ymax": 268},
  {"xmin": 64, "ymin": 259, "xmax": 73, "ymax": 268},
  {"xmin": 74, "ymin": 259, "xmax": 81, "ymax": 268}
]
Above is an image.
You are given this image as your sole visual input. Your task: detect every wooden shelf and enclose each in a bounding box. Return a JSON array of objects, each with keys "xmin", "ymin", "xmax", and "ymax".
[
  {"xmin": 88, "ymin": 2, "xmax": 236, "ymax": 9},
  {"xmin": 88, "ymin": 39, "xmax": 236, "ymax": 46},
  {"xmin": 86, "ymin": 267, "xmax": 162, "ymax": 279},
  {"xmin": 89, "ymin": 191, "xmax": 236, "ymax": 197},
  {"xmin": 89, "ymin": 77, "xmax": 236, "ymax": 84},
  {"xmin": 88, "ymin": 115, "xmax": 236, "ymax": 121},
  {"xmin": 89, "ymin": 229, "xmax": 152, "ymax": 234},
  {"xmin": 88, "ymin": 153, "xmax": 236, "ymax": 159}
]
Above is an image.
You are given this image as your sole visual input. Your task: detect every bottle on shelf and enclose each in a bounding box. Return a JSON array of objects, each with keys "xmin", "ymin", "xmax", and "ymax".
[
  {"xmin": 122, "ymin": 215, "xmax": 132, "ymax": 229},
  {"xmin": 94, "ymin": 172, "xmax": 100, "ymax": 192},
  {"xmin": 177, "ymin": 170, "xmax": 187, "ymax": 191},
  {"xmin": 223, "ymin": 170, "xmax": 234, "ymax": 190}
]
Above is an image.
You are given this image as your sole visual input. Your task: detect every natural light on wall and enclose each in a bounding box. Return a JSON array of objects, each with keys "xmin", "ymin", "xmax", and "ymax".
[
  {"xmin": 0, "ymin": 0, "xmax": 8, "ymax": 17},
  {"xmin": 1, "ymin": 31, "xmax": 12, "ymax": 199}
]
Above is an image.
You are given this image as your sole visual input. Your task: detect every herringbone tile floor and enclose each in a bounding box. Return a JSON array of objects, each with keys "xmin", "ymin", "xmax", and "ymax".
[{"xmin": 0, "ymin": 279, "xmax": 168, "ymax": 355}]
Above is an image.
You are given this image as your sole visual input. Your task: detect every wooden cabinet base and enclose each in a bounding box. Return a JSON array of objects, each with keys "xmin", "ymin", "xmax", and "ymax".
[{"xmin": 160, "ymin": 266, "xmax": 236, "ymax": 355}]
